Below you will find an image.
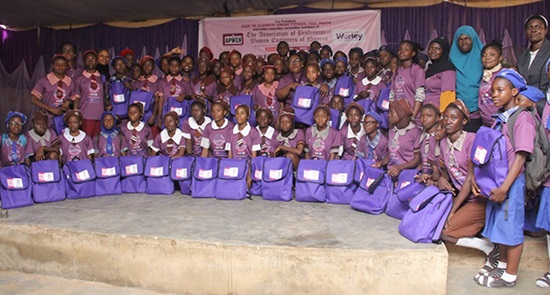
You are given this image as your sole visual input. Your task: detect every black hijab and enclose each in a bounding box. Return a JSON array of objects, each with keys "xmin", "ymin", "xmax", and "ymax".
[{"xmin": 425, "ymin": 37, "xmax": 455, "ymax": 79}]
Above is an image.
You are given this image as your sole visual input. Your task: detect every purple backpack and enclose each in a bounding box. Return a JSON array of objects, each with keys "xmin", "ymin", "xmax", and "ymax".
[
  {"xmin": 353, "ymin": 158, "xmax": 375, "ymax": 183},
  {"xmin": 329, "ymin": 108, "xmax": 341, "ymax": 130},
  {"xmin": 216, "ymin": 158, "xmax": 249, "ymax": 200},
  {"xmin": 357, "ymin": 99, "xmax": 376, "ymax": 115},
  {"xmin": 144, "ymin": 155, "xmax": 174, "ymax": 195},
  {"xmin": 292, "ymin": 85, "xmax": 320, "ymax": 126},
  {"xmin": 94, "ymin": 156, "xmax": 122, "ymax": 196},
  {"xmin": 325, "ymin": 160, "xmax": 357, "ymax": 204},
  {"xmin": 334, "ymin": 75, "xmax": 355, "ymax": 106},
  {"xmin": 109, "ymin": 81, "xmax": 130, "ymax": 119},
  {"xmin": 53, "ymin": 115, "xmax": 66, "ymax": 135},
  {"xmin": 230, "ymin": 95, "xmax": 256, "ymax": 126},
  {"xmin": 386, "ymin": 169, "xmax": 424, "ymax": 220},
  {"xmin": 31, "ymin": 160, "xmax": 65, "ymax": 203},
  {"xmin": 130, "ymin": 90, "xmax": 155, "ymax": 122},
  {"xmin": 398, "ymin": 186, "xmax": 453, "ymax": 243},
  {"xmin": 296, "ymin": 159, "xmax": 327, "ymax": 202},
  {"xmin": 350, "ymin": 166, "xmax": 392, "ymax": 215},
  {"xmin": 191, "ymin": 157, "xmax": 218, "ymax": 198},
  {"xmin": 0, "ymin": 165, "xmax": 33, "ymax": 209},
  {"xmin": 376, "ymin": 87, "xmax": 390, "ymax": 112},
  {"xmin": 250, "ymin": 156, "xmax": 266, "ymax": 196},
  {"xmin": 262, "ymin": 157, "xmax": 293, "ymax": 201},
  {"xmin": 170, "ymin": 156, "xmax": 195, "ymax": 195},
  {"xmin": 63, "ymin": 159, "xmax": 96, "ymax": 199},
  {"xmin": 119, "ymin": 156, "xmax": 146, "ymax": 193},
  {"xmin": 164, "ymin": 96, "xmax": 190, "ymax": 123},
  {"xmin": 470, "ymin": 126, "xmax": 508, "ymax": 198}
]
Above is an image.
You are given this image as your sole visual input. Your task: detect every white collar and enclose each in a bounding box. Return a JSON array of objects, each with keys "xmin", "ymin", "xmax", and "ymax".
[
  {"xmin": 211, "ymin": 119, "xmax": 228, "ymax": 130},
  {"xmin": 63, "ymin": 128, "xmax": 86, "ymax": 143},
  {"xmin": 160, "ymin": 128, "xmax": 184, "ymax": 144},
  {"xmin": 188, "ymin": 116, "xmax": 212, "ymax": 130},
  {"xmin": 347, "ymin": 124, "xmax": 366, "ymax": 139},
  {"xmin": 256, "ymin": 126, "xmax": 275, "ymax": 139},
  {"xmin": 233, "ymin": 122, "xmax": 251, "ymax": 136},
  {"xmin": 361, "ymin": 76, "xmax": 382, "ymax": 86},
  {"xmin": 28, "ymin": 129, "xmax": 51, "ymax": 144},
  {"xmin": 126, "ymin": 121, "xmax": 144, "ymax": 132}
]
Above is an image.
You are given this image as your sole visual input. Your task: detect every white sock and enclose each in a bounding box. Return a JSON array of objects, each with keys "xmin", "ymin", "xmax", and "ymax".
[
  {"xmin": 456, "ymin": 237, "xmax": 494, "ymax": 254},
  {"xmin": 497, "ymin": 261, "xmax": 508, "ymax": 269},
  {"xmin": 501, "ymin": 271, "xmax": 517, "ymax": 282},
  {"xmin": 547, "ymin": 234, "xmax": 550, "ymax": 272}
]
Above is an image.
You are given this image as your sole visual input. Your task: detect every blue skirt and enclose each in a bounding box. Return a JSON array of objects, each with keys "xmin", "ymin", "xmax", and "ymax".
[{"xmin": 535, "ymin": 186, "xmax": 550, "ymax": 232}]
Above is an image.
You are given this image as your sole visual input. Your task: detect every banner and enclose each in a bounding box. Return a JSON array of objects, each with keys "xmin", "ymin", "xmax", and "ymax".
[{"xmin": 199, "ymin": 10, "xmax": 381, "ymax": 58}]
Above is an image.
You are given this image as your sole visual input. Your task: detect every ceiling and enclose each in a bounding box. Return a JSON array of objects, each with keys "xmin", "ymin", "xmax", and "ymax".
[{"xmin": 0, "ymin": 0, "xmax": 540, "ymax": 29}]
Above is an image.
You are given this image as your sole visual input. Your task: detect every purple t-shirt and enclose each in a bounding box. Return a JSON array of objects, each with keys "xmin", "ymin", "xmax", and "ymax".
[
  {"xmin": 304, "ymin": 125, "xmax": 342, "ymax": 160},
  {"xmin": 31, "ymin": 73, "xmax": 76, "ymax": 127},
  {"xmin": 191, "ymin": 77, "xmax": 217, "ymax": 100},
  {"xmin": 388, "ymin": 122, "xmax": 422, "ymax": 169},
  {"xmin": 24, "ymin": 129, "xmax": 59, "ymax": 158},
  {"xmin": 59, "ymin": 129, "xmax": 95, "ymax": 164},
  {"xmin": 419, "ymin": 132, "xmax": 437, "ymax": 174},
  {"xmin": 276, "ymin": 71, "xmax": 307, "ymax": 105},
  {"xmin": 542, "ymin": 103, "xmax": 550, "ymax": 187},
  {"xmin": 94, "ymin": 131, "xmax": 129, "ymax": 157},
  {"xmin": 439, "ymin": 131, "xmax": 475, "ymax": 191},
  {"xmin": 228, "ymin": 123, "xmax": 261, "ymax": 160},
  {"xmin": 201, "ymin": 119, "xmax": 234, "ymax": 158},
  {"xmin": 491, "ymin": 110, "xmax": 535, "ymax": 170},
  {"xmin": 252, "ymin": 82, "xmax": 280, "ymax": 120},
  {"xmin": 75, "ymin": 71, "xmax": 105, "ymax": 120},
  {"xmin": 424, "ymin": 70, "xmax": 456, "ymax": 109},
  {"xmin": 256, "ymin": 126, "xmax": 280, "ymax": 156},
  {"xmin": 276, "ymin": 129, "xmax": 305, "ymax": 150},
  {"xmin": 215, "ymin": 85, "xmax": 239, "ymax": 105},
  {"xmin": 391, "ymin": 64, "xmax": 425, "ymax": 108},
  {"xmin": 356, "ymin": 131, "xmax": 389, "ymax": 162},
  {"xmin": 151, "ymin": 129, "xmax": 186, "ymax": 157},
  {"xmin": 120, "ymin": 121, "xmax": 153, "ymax": 157},
  {"xmin": 1, "ymin": 134, "xmax": 26, "ymax": 166},
  {"xmin": 181, "ymin": 117, "xmax": 212, "ymax": 157},
  {"xmin": 132, "ymin": 75, "xmax": 160, "ymax": 96},
  {"xmin": 478, "ymin": 70, "xmax": 502, "ymax": 127},
  {"xmin": 338, "ymin": 124, "xmax": 365, "ymax": 160},
  {"xmin": 354, "ymin": 76, "xmax": 387, "ymax": 102}
]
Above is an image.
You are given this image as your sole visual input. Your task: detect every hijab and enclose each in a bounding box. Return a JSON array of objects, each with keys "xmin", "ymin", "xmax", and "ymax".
[{"xmin": 425, "ymin": 37, "xmax": 455, "ymax": 79}]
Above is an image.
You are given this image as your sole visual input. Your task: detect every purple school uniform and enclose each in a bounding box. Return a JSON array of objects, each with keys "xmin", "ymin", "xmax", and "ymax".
[
  {"xmin": 132, "ymin": 75, "xmax": 160, "ymax": 96},
  {"xmin": 120, "ymin": 121, "xmax": 153, "ymax": 157},
  {"xmin": 354, "ymin": 76, "xmax": 387, "ymax": 102},
  {"xmin": 391, "ymin": 64, "xmax": 426, "ymax": 109},
  {"xmin": 491, "ymin": 110, "xmax": 535, "ymax": 170},
  {"xmin": 1, "ymin": 134, "xmax": 26, "ymax": 166},
  {"xmin": 24, "ymin": 129, "xmax": 58, "ymax": 159},
  {"xmin": 31, "ymin": 73, "xmax": 76, "ymax": 127},
  {"xmin": 59, "ymin": 129, "xmax": 95, "ymax": 164},
  {"xmin": 276, "ymin": 129, "xmax": 305, "ymax": 150},
  {"xmin": 151, "ymin": 129, "xmax": 186, "ymax": 157},
  {"xmin": 339, "ymin": 124, "xmax": 366, "ymax": 160},
  {"xmin": 419, "ymin": 132, "xmax": 437, "ymax": 174},
  {"xmin": 276, "ymin": 71, "xmax": 307, "ymax": 105},
  {"xmin": 200, "ymin": 119, "xmax": 234, "ymax": 158},
  {"xmin": 478, "ymin": 71, "xmax": 502, "ymax": 127},
  {"xmin": 158, "ymin": 75, "xmax": 192, "ymax": 101},
  {"xmin": 322, "ymin": 77, "xmax": 337, "ymax": 102},
  {"xmin": 182, "ymin": 116, "xmax": 212, "ymax": 156},
  {"xmin": 252, "ymin": 82, "xmax": 280, "ymax": 120},
  {"xmin": 438, "ymin": 131, "xmax": 475, "ymax": 191},
  {"xmin": 542, "ymin": 103, "xmax": 550, "ymax": 188},
  {"xmin": 387, "ymin": 122, "xmax": 422, "ymax": 169},
  {"xmin": 304, "ymin": 125, "xmax": 342, "ymax": 160},
  {"xmin": 424, "ymin": 70, "xmax": 456, "ymax": 109},
  {"xmin": 93, "ymin": 131, "xmax": 129, "ymax": 157},
  {"xmin": 215, "ymin": 85, "xmax": 239, "ymax": 105},
  {"xmin": 535, "ymin": 103, "xmax": 550, "ymax": 230},
  {"xmin": 240, "ymin": 80, "xmax": 258, "ymax": 95},
  {"xmin": 75, "ymin": 71, "xmax": 105, "ymax": 120},
  {"xmin": 356, "ymin": 131, "xmax": 388, "ymax": 162},
  {"xmin": 191, "ymin": 77, "xmax": 217, "ymax": 100},
  {"xmin": 228, "ymin": 123, "xmax": 261, "ymax": 160},
  {"xmin": 256, "ymin": 126, "xmax": 280, "ymax": 156}
]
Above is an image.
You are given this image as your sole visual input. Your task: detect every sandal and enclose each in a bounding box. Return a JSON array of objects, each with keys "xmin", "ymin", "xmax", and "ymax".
[
  {"xmin": 478, "ymin": 245, "xmax": 500, "ymax": 274},
  {"xmin": 474, "ymin": 271, "xmax": 515, "ymax": 288},
  {"xmin": 536, "ymin": 272, "xmax": 550, "ymax": 288},
  {"xmin": 474, "ymin": 267, "xmax": 505, "ymax": 283}
]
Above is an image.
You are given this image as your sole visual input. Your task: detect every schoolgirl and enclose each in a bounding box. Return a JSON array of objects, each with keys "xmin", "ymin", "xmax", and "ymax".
[
  {"xmin": 150, "ymin": 111, "xmax": 186, "ymax": 159},
  {"xmin": 320, "ymin": 59, "xmax": 337, "ymax": 98},
  {"xmin": 181, "ymin": 55, "xmax": 196, "ymax": 81},
  {"xmin": 58, "ymin": 110, "xmax": 95, "ymax": 164},
  {"xmin": 356, "ymin": 111, "xmax": 388, "ymax": 168},
  {"xmin": 228, "ymin": 105, "xmax": 261, "ymax": 160},
  {"xmin": 229, "ymin": 50, "xmax": 243, "ymax": 87},
  {"xmin": 274, "ymin": 107, "xmax": 305, "ymax": 170},
  {"xmin": 255, "ymin": 108, "xmax": 280, "ymax": 157},
  {"xmin": 182, "ymin": 99, "xmax": 212, "ymax": 157},
  {"xmin": 419, "ymin": 103, "xmax": 440, "ymax": 175},
  {"xmin": 94, "ymin": 111, "xmax": 128, "ymax": 157},
  {"xmin": 24, "ymin": 111, "xmax": 60, "ymax": 165},
  {"xmin": 329, "ymin": 95, "xmax": 346, "ymax": 130},
  {"xmin": 355, "ymin": 57, "xmax": 387, "ymax": 102},
  {"xmin": 132, "ymin": 55, "xmax": 161, "ymax": 134},
  {"xmin": 215, "ymin": 67, "xmax": 239, "ymax": 105},
  {"xmin": 339, "ymin": 102, "xmax": 365, "ymax": 160},
  {"xmin": 158, "ymin": 56, "xmax": 193, "ymax": 120},
  {"xmin": 377, "ymin": 45, "xmax": 395, "ymax": 84},
  {"xmin": 304, "ymin": 105, "xmax": 342, "ymax": 161},
  {"xmin": 1, "ymin": 112, "xmax": 27, "ymax": 166},
  {"xmin": 191, "ymin": 58, "xmax": 217, "ymax": 103},
  {"xmin": 107, "ymin": 56, "xmax": 133, "ymax": 122},
  {"xmin": 120, "ymin": 103, "xmax": 153, "ymax": 157},
  {"xmin": 200, "ymin": 101, "xmax": 234, "ymax": 158},
  {"xmin": 347, "ymin": 47, "xmax": 364, "ymax": 82},
  {"xmin": 239, "ymin": 64, "xmax": 257, "ymax": 95},
  {"xmin": 251, "ymin": 65, "xmax": 280, "ymax": 123},
  {"xmin": 60, "ymin": 42, "xmax": 83, "ymax": 80}
]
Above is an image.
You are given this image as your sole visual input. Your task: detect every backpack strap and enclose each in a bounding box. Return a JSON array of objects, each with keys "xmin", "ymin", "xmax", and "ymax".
[
  {"xmin": 431, "ymin": 192, "xmax": 453, "ymax": 242},
  {"xmin": 408, "ymin": 185, "xmax": 440, "ymax": 212}
]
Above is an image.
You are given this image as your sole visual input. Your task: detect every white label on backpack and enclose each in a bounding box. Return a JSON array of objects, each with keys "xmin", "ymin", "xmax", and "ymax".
[
  {"xmin": 297, "ymin": 98, "xmax": 311, "ymax": 108},
  {"xmin": 359, "ymin": 172, "xmax": 364, "ymax": 181},
  {"xmin": 338, "ymin": 87, "xmax": 350, "ymax": 97},
  {"xmin": 125, "ymin": 164, "xmax": 138, "ymax": 175},
  {"xmin": 170, "ymin": 107, "xmax": 183, "ymax": 116},
  {"xmin": 38, "ymin": 172, "xmax": 54, "ymax": 182},
  {"xmin": 254, "ymin": 169, "xmax": 262, "ymax": 180},
  {"xmin": 269, "ymin": 169, "xmax": 283, "ymax": 180},
  {"xmin": 75, "ymin": 170, "xmax": 90, "ymax": 181},
  {"xmin": 113, "ymin": 94, "xmax": 125, "ymax": 103},
  {"xmin": 303, "ymin": 169, "xmax": 319, "ymax": 181},
  {"xmin": 176, "ymin": 168, "xmax": 188, "ymax": 179},
  {"xmin": 474, "ymin": 146, "xmax": 488, "ymax": 163},
  {"xmin": 224, "ymin": 167, "xmax": 239, "ymax": 177},
  {"xmin": 102, "ymin": 167, "xmax": 116, "ymax": 177},
  {"xmin": 400, "ymin": 181, "xmax": 411, "ymax": 189},
  {"xmin": 150, "ymin": 167, "xmax": 163, "ymax": 176},
  {"xmin": 7, "ymin": 178, "xmax": 23, "ymax": 189},
  {"xmin": 198, "ymin": 169, "xmax": 212, "ymax": 179},
  {"xmin": 381, "ymin": 99, "xmax": 389, "ymax": 110},
  {"xmin": 366, "ymin": 177, "xmax": 375, "ymax": 188},
  {"xmin": 332, "ymin": 173, "xmax": 348, "ymax": 184}
]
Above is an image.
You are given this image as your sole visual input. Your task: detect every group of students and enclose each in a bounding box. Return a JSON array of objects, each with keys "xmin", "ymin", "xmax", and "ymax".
[{"xmin": 2, "ymin": 13, "xmax": 550, "ymax": 289}]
